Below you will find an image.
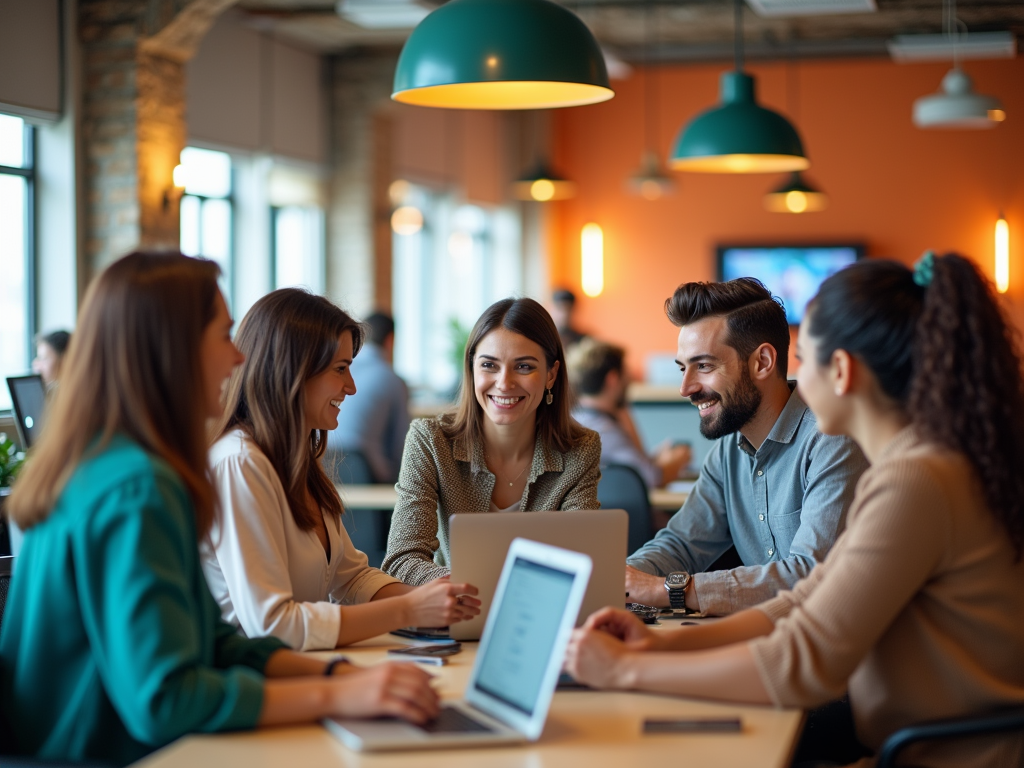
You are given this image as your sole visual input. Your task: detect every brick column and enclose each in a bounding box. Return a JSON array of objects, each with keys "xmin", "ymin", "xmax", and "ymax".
[{"xmin": 78, "ymin": 0, "xmax": 234, "ymax": 277}]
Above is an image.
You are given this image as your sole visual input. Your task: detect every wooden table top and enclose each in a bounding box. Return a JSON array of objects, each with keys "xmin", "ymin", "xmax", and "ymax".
[{"xmin": 133, "ymin": 621, "xmax": 802, "ymax": 768}]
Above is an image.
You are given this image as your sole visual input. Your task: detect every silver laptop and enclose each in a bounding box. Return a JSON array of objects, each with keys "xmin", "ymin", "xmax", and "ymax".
[
  {"xmin": 324, "ymin": 538, "xmax": 592, "ymax": 751},
  {"xmin": 448, "ymin": 509, "xmax": 627, "ymax": 641}
]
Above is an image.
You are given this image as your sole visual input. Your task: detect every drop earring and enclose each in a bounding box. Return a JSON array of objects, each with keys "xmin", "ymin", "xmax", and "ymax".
[{"xmin": 546, "ymin": 388, "xmax": 553, "ymax": 405}]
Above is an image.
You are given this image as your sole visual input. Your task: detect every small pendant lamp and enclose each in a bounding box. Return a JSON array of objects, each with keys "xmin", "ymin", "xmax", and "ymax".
[
  {"xmin": 669, "ymin": 0, "xmax": 809, "ymax": 173},
  {"xmin": 511, "ymin": 161, "xmax": 577, "ymax": 202},
  {"xmin": 628, "ymin": 5, "xmax": 676, "ymax": 200},
  {"xmin": 392, "ymin": 0, "xmax": 614, "ymax": 110},
  {"xmin": 764, "ymin": 172, "xmax": 828, "ymax": 213}
]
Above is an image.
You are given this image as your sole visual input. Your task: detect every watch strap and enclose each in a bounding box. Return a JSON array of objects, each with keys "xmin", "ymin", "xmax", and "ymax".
[{"xmin": 668, "ymin": 584, "xmax": 687, "ymax": 609}]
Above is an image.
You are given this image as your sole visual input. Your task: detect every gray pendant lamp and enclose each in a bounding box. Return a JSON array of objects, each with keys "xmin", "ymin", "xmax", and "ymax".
[
  {"xmin": 628, "ymin": 5, "xmax": 675, "ymax": 200},
  {"xmin": 669, "ymin": 0, "xmax": 809, "ymax": 173},
  {"xmin": 912, "ymin": 0, "xmax": 1006, "ymax": 129}
]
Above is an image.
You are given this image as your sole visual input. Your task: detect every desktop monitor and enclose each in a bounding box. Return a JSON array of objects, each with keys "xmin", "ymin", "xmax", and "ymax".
[
  {"xmin": 6, "ymin": 375, "xmax": 47, "ymax": 449},
  {"xmin": 717, "ymin": 244, "xmax": 864, "ymax": 325}
]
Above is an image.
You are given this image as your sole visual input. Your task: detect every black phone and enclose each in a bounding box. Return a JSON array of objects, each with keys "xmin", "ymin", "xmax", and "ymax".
[
  {"xmin": 643, "ymin": 718, "xmax": 742, "ymax": 734},
  {"xmin": 388, "ymin": 642, "xmax": 462, "ymax": 657}
]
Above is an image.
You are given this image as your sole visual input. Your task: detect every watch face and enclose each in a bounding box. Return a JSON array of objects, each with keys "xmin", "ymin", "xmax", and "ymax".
[{"xmin": 666, "ymin": 572, "xmax": 690, "ymax": 588}]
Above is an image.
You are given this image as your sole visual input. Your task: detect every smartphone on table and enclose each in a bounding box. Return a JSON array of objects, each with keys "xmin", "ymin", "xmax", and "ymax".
[{"xmin": 387, "ymin": 642, "xmax": 463, "ymax": 665}]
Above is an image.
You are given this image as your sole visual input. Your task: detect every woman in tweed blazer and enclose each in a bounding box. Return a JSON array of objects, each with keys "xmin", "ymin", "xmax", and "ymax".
[{"xmin": 382, "ymin": 298, "xmax": 602, "ymax": 585}]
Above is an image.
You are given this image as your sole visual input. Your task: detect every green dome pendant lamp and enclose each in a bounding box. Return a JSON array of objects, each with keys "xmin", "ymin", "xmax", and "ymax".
[
  {"xmin": 392, "ymin": 0, "xmax": 614, "ymax": 110},
  {"xmin": 670, "ymin": 0, "xmax": 809, "ymax": 173}
]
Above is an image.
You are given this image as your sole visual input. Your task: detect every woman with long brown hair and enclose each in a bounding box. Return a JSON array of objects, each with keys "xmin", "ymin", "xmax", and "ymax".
[
  {"xmin": 565, "ymin": 254, "xmax": 1024, "ymax": 767},
  {"xmin": 382, "ymin": 297, "xmax": 602, "ymax": 585},
  {"xmin": 202, "ymin": 288, "xmax": 479, "ymax": 651},
  {"xmin": 0, "ymin": 254, "xmax": 439, "ymax": 766}
]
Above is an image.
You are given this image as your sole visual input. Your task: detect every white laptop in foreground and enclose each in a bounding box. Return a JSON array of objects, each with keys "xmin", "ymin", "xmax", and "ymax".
[
  {"xmin": 448, "ymin": 509, "xmax": 627, "ymax": 641},
  {"xmin": 324, "ymin": 538, "xmax": 592, "ymax": 752}
]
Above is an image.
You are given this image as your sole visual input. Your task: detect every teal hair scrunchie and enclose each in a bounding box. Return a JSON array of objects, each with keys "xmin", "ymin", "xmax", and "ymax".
[{"xmin": 913, "ymin": 251, "xmax": 935, "ymax": 287}]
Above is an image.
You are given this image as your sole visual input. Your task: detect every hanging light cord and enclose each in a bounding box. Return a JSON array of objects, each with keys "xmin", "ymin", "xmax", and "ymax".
[
  {"xmin": 643, "ymin": 3, "xmax": 660, "ymax": 154},
  {"xmin": 734, "ymin": 0, "xmax": 745, "ymax": 73}
]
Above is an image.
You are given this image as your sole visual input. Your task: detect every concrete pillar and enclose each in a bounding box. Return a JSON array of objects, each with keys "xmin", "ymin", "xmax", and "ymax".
[
  {"xmin": 78, "ymin": 0, "xmax": 234, "ymax": 278},
  {"xmin": 326, "ymin": 48, "xmax": 398, "ymax": 317}
]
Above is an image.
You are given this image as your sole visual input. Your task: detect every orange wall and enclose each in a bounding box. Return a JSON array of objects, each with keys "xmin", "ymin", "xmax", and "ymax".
[{"xmin": 551, "ymin": 57, "xmax": 1024, "ymax": 380}]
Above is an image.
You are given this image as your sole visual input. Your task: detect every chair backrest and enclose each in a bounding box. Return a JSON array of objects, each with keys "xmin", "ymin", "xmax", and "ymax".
[
  {"xmin": 597, "ymin": 464, "xmax": 653, "ymax": 556},
  {"xmin": 0, "ymin": 556, "xmax": 14, "ymax": 637},
  {"xmin": 324, "ymin": 448, "xmax": 374, "ymax": 486}
]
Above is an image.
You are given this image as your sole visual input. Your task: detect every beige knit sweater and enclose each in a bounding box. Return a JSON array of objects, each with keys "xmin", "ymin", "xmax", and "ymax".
[{"xmin": 749, "ymin": 427, "xmax": 1024, "ymax": 768}]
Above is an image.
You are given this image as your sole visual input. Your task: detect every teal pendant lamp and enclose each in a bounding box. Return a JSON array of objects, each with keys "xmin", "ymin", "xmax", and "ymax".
[
  {"xmin": 392, "ymin": 0, "xmax": 614, "ymax": 110},
  {"xmin": 669, "ymin": 0, "xmax": 809, "ymax": 173}
]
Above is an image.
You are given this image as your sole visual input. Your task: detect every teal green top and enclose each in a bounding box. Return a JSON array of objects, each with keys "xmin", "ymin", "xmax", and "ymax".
[{"xmin": 0, "ymin": 435, "xmax": 287, "ymax": 765}]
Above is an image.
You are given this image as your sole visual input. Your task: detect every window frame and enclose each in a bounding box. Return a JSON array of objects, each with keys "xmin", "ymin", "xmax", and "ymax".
[{"xmin": 0, "ymin": 121, "xmax": 37, "ymax": 413}]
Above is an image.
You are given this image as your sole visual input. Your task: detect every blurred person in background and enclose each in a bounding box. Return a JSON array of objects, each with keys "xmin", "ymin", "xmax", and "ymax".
[
  {"xmin": 32, "ymin": 330, "xmax": 70, "ymax": 389},
  {"xmin": 551, "ymin": 288, "xmax": 588, "ymax": 349},
  {"xmin": 568, "ymin": 338, "xmax": 691, "ymax": 489},
  {"xmin": 329, "ymin": 312, "xmax": 411, "ymax": 484}
]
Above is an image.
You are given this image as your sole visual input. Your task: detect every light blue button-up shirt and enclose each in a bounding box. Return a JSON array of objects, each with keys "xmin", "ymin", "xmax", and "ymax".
[{"xmin": 627, "ymin": 388, "xmax": 867, "ymax": 615}]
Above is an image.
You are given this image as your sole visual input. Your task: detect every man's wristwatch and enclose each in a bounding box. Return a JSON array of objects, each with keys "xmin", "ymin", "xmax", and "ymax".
[{"xmin": 664, "ymin": 571, "xmax": 691, "ymax": 610}]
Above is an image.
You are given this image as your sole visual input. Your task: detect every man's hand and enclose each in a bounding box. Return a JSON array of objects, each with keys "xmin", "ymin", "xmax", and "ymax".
[{"xmin": 625, "ymin": 565, "xmax": 670, "ymax": 607}]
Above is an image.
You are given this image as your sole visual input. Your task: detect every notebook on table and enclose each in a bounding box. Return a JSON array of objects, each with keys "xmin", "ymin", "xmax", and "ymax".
[
  {"xmin": 448, "ymin": 509, "xmax": 627, "ymax": 641},
  {"xmin": 323, "ymin": 538, "xmax": 592, "ymax": 752}
]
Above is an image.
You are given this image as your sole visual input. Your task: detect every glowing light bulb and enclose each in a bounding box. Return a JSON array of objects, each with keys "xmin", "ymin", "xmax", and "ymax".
[
  {"xmin": 530, "ymin": 179, "xmax": 556, "ymax": 202},
  {"xmin": 996, "ymin": 217, "xmax": 1009, "ymax": 293},
  {"xmin": 581, "ymin": 223, "xmax": 604, "ymax": 297},
  {"xmin": 785, "ymin": 190, "xmax": 808, "ymax": 213},
  {"xmin": 172, "ymin": 164, "xmax": 187, "ymax": 189},
  {"xmin": 391, "ymin": 206, "xmax": 423, "ymax": 236}
]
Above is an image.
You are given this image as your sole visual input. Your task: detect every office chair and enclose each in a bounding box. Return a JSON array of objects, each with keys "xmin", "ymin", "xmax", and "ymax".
[
  {"xmin": 324, "ymin": 449, "xmax": 391, "ymax": 569},
  {"xmin": 876, "ymin": 706, "xmax": 1024, "ymax": 768},
  {"xmin": 597, "ymin": 464, "xmax": 653, "ymax": 556}
]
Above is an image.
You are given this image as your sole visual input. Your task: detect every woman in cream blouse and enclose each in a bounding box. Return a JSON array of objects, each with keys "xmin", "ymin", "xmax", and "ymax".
[{"xmin": 202, "ymin": 289, "xmax": 479, "ymax": 651}]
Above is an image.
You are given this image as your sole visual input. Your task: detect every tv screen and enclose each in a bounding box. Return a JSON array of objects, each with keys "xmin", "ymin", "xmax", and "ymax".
[{"xmin": 717, "ymin": 244, "xmax": 864, "ymax": 324}]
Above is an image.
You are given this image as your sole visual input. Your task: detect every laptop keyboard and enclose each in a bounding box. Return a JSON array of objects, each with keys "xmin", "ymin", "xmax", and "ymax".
[{"xmin": 419, "ymin": 707, "xmax": 495, "ymax": 734}]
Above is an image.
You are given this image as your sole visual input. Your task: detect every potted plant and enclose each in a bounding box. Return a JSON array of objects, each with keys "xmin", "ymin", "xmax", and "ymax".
[{"xmin": 0, "ymin": 433, "xmax": 25, "ymax": 555}]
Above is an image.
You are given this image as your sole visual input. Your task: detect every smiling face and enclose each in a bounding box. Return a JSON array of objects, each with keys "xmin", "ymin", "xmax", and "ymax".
[
  {"xmin": 303, "ymin": 331, "xmax": 357, "ymax": 433},
  {"xmin": 473, "ymin": 328, "xmax": 559, "ymax": 429},
  {"xmin": 676, "ymin": 315, "xmax": 762, "ymax": 440},
  {"xmin": 795, "ymin": 320, "xmax": 845, "ymax": 436},
  {"xmin": 200, "ymin": 291, "xmax": 245, "ymax": 420}
]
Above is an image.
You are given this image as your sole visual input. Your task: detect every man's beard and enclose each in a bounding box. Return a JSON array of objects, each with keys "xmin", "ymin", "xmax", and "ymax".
[{"xmin": 692, "ymin": 367, "xmax": 762, "ymax": 440}]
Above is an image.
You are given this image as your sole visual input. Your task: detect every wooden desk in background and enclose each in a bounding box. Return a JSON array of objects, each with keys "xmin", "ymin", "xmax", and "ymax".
[
  {"xmin": 133, "ymin": 624, "xmax": 802, "ymax": 768},
  {"xmin": 340, "ymin": 485, "xmax": 688, "ymax": 513}
]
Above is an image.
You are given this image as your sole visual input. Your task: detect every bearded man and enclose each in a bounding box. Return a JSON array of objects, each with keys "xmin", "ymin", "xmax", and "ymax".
[{"xmin": 625, "ymin": 278, "xmax": 868, "ymax": 615}]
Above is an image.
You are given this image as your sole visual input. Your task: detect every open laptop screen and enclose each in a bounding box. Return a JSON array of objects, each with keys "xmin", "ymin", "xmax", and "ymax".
[
  {"xmin": 6, "ymin": 375, "xmax": 47, "ymax": 449},
  {"xmin": 473, "ymin": 557, "xmax": 575, "ymax": 716}
]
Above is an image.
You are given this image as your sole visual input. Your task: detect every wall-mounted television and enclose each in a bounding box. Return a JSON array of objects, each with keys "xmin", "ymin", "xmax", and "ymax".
[{"xmin": 717, "ymin": 244, "xmax": 865, "ymax": 324}]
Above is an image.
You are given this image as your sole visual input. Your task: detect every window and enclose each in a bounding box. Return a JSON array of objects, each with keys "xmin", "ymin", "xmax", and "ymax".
[
  {"xmin": 179, "ymin": 147, "xmax": 233, "ymax": 305},
  {"xmin": 0, "ymin": 114, "xmax": 35, "ymax": 411},
  {"xmin": 273, "ymin": 206, "xmax": 324, "ymax": 293},
  {"xmin": 391, "ymin": 183, "xmax": 523, "ymax": 397}
]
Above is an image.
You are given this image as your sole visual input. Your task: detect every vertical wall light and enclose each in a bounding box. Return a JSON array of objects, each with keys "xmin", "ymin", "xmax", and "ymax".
[
  {"xmin": 581, "ymin": 223, "xmax": 604, "ymax": 297},
  {"xmin": 995, "ymin": 215, "xmax": 1009, "ymax": 293}
]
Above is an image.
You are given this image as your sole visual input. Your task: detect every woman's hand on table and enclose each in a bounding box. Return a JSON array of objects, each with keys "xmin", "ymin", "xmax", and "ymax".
[
  {"xmin": 565, "ymin": 626, "xmax": 637, "ymax": 690},
  {"xmin": 404, "ymin": 577, "xmax": 481, "ymax": 627},
  {"xmin": 329, "ymin": 662, "xmax": 440, "ymax": 724},
  {"xmin": 582, "ymin": 607, "xmax": 667, "ymax": 651}
]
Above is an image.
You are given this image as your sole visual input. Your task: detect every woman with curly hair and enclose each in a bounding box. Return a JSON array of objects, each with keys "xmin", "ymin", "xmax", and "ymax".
[{"xmin": 565, "ymin": 253, "xmax": 1024, "ymax": 768}]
